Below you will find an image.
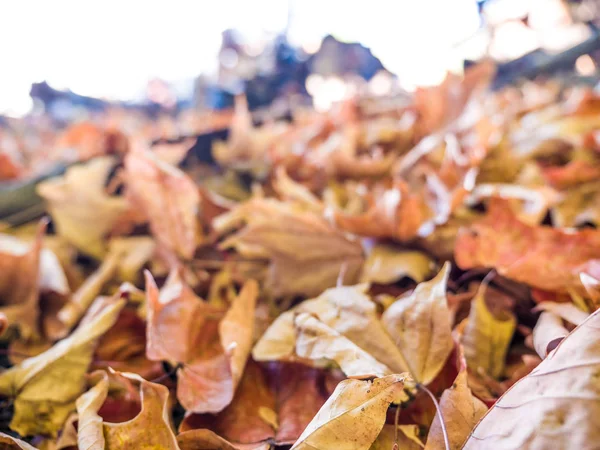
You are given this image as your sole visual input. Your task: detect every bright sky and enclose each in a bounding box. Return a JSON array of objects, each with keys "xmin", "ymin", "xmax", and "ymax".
[{"xmin": 0, "ymin": 0, "xmax": 481, "ymax": 116}]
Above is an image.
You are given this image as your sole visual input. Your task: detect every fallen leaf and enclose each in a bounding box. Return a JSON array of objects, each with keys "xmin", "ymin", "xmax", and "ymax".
[
  {"xmin": 76, "ymin": 370, "xmax": 179, "ymax": 449},
  {"xmin": 381, "ymin": 263, "xmax": 454, "ymax": 384},
  {"xmin": 370, "ymin": 425, "xmax": 423, "ymax": 450},
  {"xmin": 533, "ymin": 301, "xmax": 589, "ymax": 325},
  {"xmin": 424, "ymin": 370, "xmax": 487, "ymax": 450},
  {"xmin": 37, "ymin": 157, "xmax": 129, "ymax": 258},
  {"xmin": 455, "ymin": 198, "xmax": 600, "ymax": 293},
  {"xmin": 177, "ymin": 429, "xmax": 269, "ymax": 450},
  {"xmin": 460, "ymin": 283, "xmax": 516, "ymax": 379},
  {"xmin": 532, "ymin": 311, "xmax": 568, "ymax": 358},
  {"xmin": 463, "ymin": 308, "xmax": 600, "ymax": 449},
  {"xmin": 145, "ymin": 271, "xmax": 258, "ymax": 413},
  {"xmin": 125, "ymin": 149, "xmax": 201, "ymax": 260},
  {"xmin": 291, "ymin": 374, "xmax": 410, "ymax": 450},
  {"xmin": 360, "ymin": 244, "xmax": 434, "ymax": 284},
  {"xmin": 218, "ymin": 198, "xmax": 364, "ymax": 297},
  {"xmin": 0, "ymin": 221, "xmax": 45, "ymax": 339},
  {"xmin": 253, "ymin": 284, "xmax": 408, "ymax": 374},
  {"xmin": 0, "ymin": 296, "xmax": 124, "ymax": 436}
]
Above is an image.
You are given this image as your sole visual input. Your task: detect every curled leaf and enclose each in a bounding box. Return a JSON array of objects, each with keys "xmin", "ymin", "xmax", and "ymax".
[
  {"xmin": 291, "ymin": 374, "xmax": 410, "ymax": 450},
  {"xmin": 464, "ymin": 308, "xmax": 600, "ymax": 449},
  {"xmin": 532, "ymin": 312, "xmax": 569, "ymax": 358}
]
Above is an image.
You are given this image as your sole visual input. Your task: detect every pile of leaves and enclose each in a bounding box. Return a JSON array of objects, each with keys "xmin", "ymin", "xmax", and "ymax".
[{"xmin": 2, "ymin": 62, "xmax": 600, "ymax": 449}]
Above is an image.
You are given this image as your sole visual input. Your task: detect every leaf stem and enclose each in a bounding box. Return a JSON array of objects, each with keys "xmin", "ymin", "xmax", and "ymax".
[{"xmin": 417, "ymin": 383, "xmax": 450, "ymax": 450}]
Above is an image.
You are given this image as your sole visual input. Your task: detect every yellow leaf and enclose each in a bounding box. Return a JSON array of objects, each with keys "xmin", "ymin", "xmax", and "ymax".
[
  {"xmin": 295, "ymin": 312, "xmax": 392, "ymax": 378},
  {"xmin": 370, "ymin": 425, "xmax": 423, "ymax": 450},
  {"xmin": 360, "ymin": 244, "xmax": 434, "ymax": 284},
  {"xmin": 37, "ymin": 157, "xmax": 129, "ymax": 258},
  {"xmin": 424, "ymin": 370, "xmax": 487, "ymax": 450},
  {"xmin": 464, "ymin": 308, "xmax": 600, "ymax": 449},
  {"xmin": 76, "ymin": 370, "xmax": 180, "ymax": 450},
  {"xmin": 0, "ymin": 297, "xmax": 124, "ymax": 436},
  {"xmin": 253, "ymin": 285, "xmax": 408, "ymax": 374},
  {"xmin": 381, "ymin": 263, "xmax": 454, "ymax": 384},
  {"xmin": 461, "ymin": 283, "xmax": 516, "ymax": 379},
  {"xmin": 291, "ymin": 374, "xmax": 409, "ymax": 450}
]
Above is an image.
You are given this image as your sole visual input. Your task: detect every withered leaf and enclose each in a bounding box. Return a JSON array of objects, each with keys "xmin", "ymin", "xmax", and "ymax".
[
  {"xmin": 0, "ymin": 433, "xmax": 38, "ymax": 449},
  {"xmin": 0, "ymin": 296, "xmax": 124, "ymax": 436},
  {"xmin": 464, "ymin": 308, "xmax": 600, "ymax": 449},
  {"xmin": 381, "ymin": 263, "xmax": 454, "ymax": 384},
  {"xmin": 291, "ymin": 374, "xmax": 410, "ymax": 450},
  {"xmin": 360, "ymin": 244, "xmax": 434, "ymax": 284},
  {"xmin": 37, "ymin": 157, "xmax": 129, "ymax": 258}
]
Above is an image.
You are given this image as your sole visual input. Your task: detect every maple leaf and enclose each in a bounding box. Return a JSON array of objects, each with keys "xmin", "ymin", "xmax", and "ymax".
[
  {"xmin": 37, "ymin": 156, "xmax": 129, "ymax": 259},
  {"xmin": 463, "ymin": 307, "xmax": 600, "ymax": 449},
  {"xmin": 455, "ymin": 198, "xmax": 600, "ymax": 293},
  {"xmin": 75, "ymin": 370, "xmax": 179, "ymax": 449},
  {"xmin": 217, "ymin": 198, "xmax": 364, "ymax": 297},
  {"xmin": 125, "ymin": 149, "xmax": 201, "ymax": 260},
  {"xmin": 0, "ymin": 296, "xmax": 124, "ymax": 436},
  {"xmin": 145, "ymin": 271, "xmax": 258, "ymax": 413}
]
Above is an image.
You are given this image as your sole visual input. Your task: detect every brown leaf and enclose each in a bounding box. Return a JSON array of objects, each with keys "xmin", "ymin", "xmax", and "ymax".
[
  {"xmin": 76, "ymin": 370, "xmax": 179, "ymax": 450},
  {"xmin": 382, "ymin": 263, "xmax": 454, "ymax": 384},
  {"xmin": 424, "ymin": 370, "xmax": 487, "ymax": 450},
  {"xmin": 125, "ymin": 150, "xmax": 201, "ymax": 260},
  {"xmin": 291, "ymin": 374, "xmax": 410, "ymax": 450},
  {"xmin": 464, "ymin": 308, "xmax": 600, "ymax": 449},
  {"xmin": 218, "ymin": 199, "xmax": 364, "ymax": 297},
  {"xmin": 177, "ymin": 429, "xmax": 269, "ymax": 450},
  {"xmin": 0, "ymin": 221, "xmax": 45, "ymax": 339},
  {"xmin": 145, "ymin": 272, "xmax": 258, "ymax": 413},
  {"xmin": 369, "ymin": 425, "xmax": 423, "ymax": 450},
  {"xmin": 455, "ymin": 198, "xmax": 600, "ymax": 293}
]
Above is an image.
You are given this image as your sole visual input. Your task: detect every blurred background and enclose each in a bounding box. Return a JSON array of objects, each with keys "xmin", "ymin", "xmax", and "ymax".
[{"xmin": 1, "ymin": 0, "xmax": 598, "ymax": 118}]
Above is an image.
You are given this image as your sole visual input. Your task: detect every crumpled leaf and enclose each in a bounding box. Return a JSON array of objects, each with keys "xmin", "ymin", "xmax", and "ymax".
[
  {"xmin": 455, "ymin": 198, "xmax": 600, "ymax": 293},
  {"xmin": 291, "ymin": 374, "xmax": 410, "ymax": 450},
  {"xmin": 217, "ymin": 199, "xmax": 364, "ymax": 297},
  {"xmin": 0, "ymin": 296, "xmax": 125, "ymax": 436},
  {"xmin": 295, "ymin": 312, "xmax": 392, "ymax": 378},
  {"xmin": 360, "ymin": 244, "xmax": 434, "ymax": 284},
  {"xmin": 37, "ymin": 156, "xmax": 129, "ymax": 258},
  {"xmin": 464, "ymin": 307, "xmax": 600, "ymax": 449},
  {"xmin": 381, "ymin": 263, "xmax": 453, "ymax": 384},
  {"xmin": 424, "ymin": 370, "xmax": 487, "ymax": 450},
  {"xmin": 460, "ymin": 283, "xmax": 516, "ymax": 379},
  {"xmin": 0, "ymin": 433, "xmax": 38, "ymax": 449},
  {"xmin": 145, "ymin": 271, "xmax": 258, "ymax": 413},
  {"xmin": 75, "ymin": 370, "xmax": 179, "ymax": 450},
  {"xmin": 0, "ymin": 221, "xmax": 45, "ymax": 339},
  {"xmin": 253, "ymin": 284, "xmax": 408, "ymax": 374},
  {"xmin": 532, "ymin": 311, "xmax": 569, "ymax": 358},
  {"xmin": 125, "ymin": 149, "xmax": 201, "ymax": 260}
]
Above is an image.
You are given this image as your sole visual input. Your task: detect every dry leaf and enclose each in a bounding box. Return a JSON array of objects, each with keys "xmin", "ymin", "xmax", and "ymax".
[
  {"xmin": 0, "ymin": 433, "xmax": 38, "ymax": 449},
  {"xmin": 461, "ymin": 283, "xmax": 516, "ymax": 379},
  {"xmin": 360, "ymin": 244, "xmax": 434, "ymax": 284},
  {"xmin": 76, "ymin": 370, "xmax": 179, "ymax": 449},
  {"xmin": 381, "ymin": 263, "xmax": 453, "ymax": 384},
  {"xmin": 464, "ymin": 308, "xmax": 600, "ymax": 449},
  {"xmin": 145, "ymin": 271, "xmax": 258, "ymax": 413},
  {"xmin": 37, "ymin": 157, "xmax": 129, "ymax": 258},
  {"xmin": 533, "ymin": 301, "xmax": 589, "ymax": 325},
  {"xmin": 532, "ymin": 311, "xmax": 568, "ymax": 358},
  {"xmin": 424, "ymin": 370, "xmax": 487, "ymax": 450},
  {"xmin": 370, "ymin": 425, "xmax": 423, "ymax": 450},
  {"xmin": 455, "ymin": 198, "xmax": 600, "ymax": 293},
  {"xmin": 218, "ymin": 199, "xmax": 364, "ymax": 297},
  {"xmin": 253, "ymin": 284, "xmax": 408, "ymax": 374},
  {"xmin": 125, "ymin": 150, "xmax": 201, "ymax": 260},
  {"xmin": 291, "ymin": 374, "xmax": 409, "ymax": 450},
  {"xmin": 178, "ymin": 429, "xmax": 269, "ymax": 450},
  {"xmin": 0, "ymin": 296, "xmax": 124, "ymax": 436}
]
